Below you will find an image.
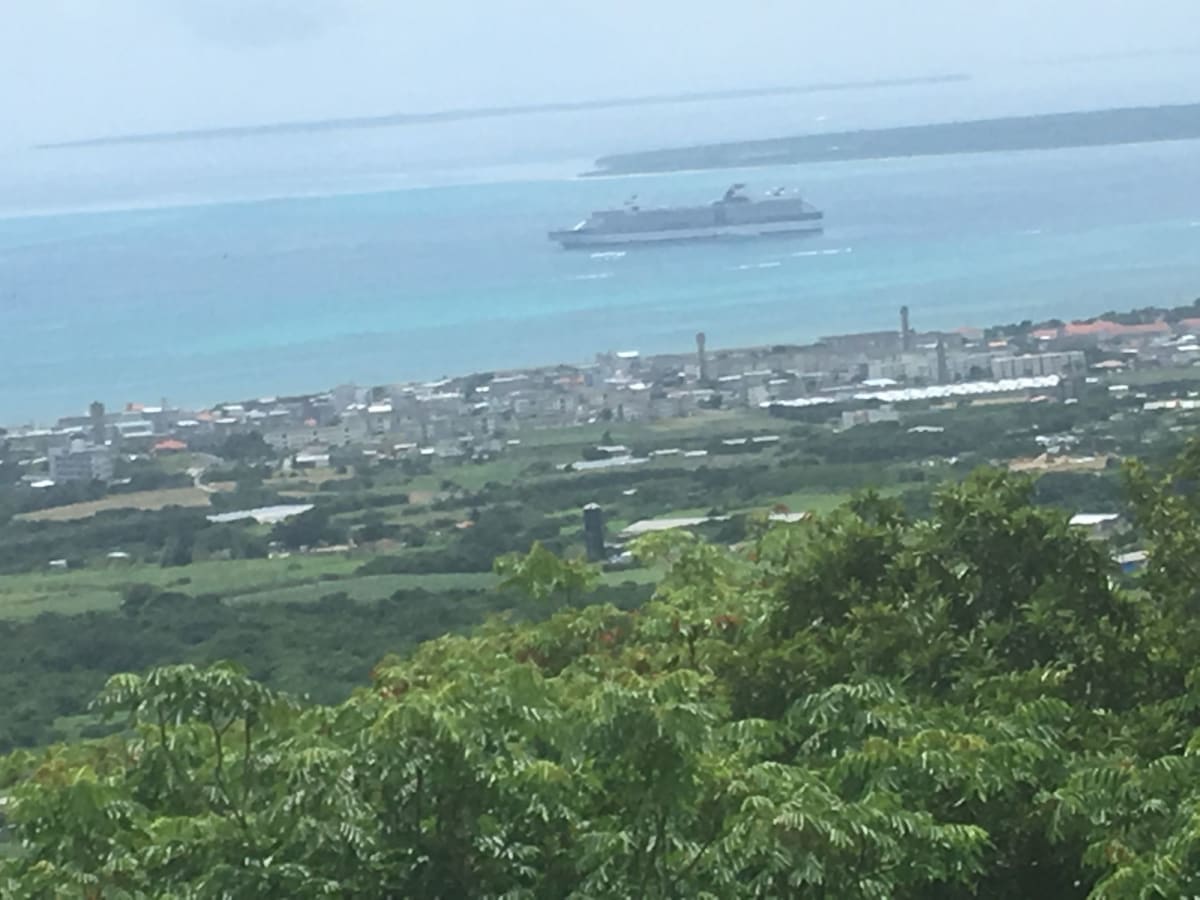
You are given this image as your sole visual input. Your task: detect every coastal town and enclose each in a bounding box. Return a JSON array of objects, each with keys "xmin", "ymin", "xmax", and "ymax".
[
  {"xmin": 7, "ymin": 302, "xmax": 1199, "ymax": 491},
  {"xmin": 0, "ymin": 290, "xmax": 1189, "ymax": 757}
]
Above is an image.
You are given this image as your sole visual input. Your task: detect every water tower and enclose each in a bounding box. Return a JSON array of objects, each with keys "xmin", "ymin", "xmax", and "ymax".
[{"xmin": 582, "ymin": 503, "xmax": 606, "ymax": 562}]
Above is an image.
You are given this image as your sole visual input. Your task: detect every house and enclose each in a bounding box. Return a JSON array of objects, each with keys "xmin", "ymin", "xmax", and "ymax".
[
  {"xmin": 1069, "ymin": 512, "xmax": 1122, "ymax": 540},
  {"xmin": 294, "ymin": 447, "xmax": 332, "ymax": 468},
  {"xmin": 1115, "ymin": 550, "xmax": 1148, "ymax": 574},
  {"xmin": 114, "ymin": 419, "xmax": 156, "ymax": 442}
]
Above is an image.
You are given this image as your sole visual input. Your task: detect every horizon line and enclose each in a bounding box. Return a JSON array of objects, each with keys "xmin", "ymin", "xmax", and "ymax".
[{"xmin": 36, "ymin": 74, "xmax": 970, "ymax": 151}]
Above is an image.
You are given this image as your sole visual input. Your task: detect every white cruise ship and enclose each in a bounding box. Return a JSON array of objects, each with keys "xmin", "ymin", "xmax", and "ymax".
[{"xmin": 549, "ymin": 184, "xmax": 823, "ymax": 249}]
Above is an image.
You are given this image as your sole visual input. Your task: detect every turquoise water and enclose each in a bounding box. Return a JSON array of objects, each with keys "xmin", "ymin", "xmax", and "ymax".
[{"xmin": 1, "ymin": 138, "xmax": 1199, "ymax": 423}]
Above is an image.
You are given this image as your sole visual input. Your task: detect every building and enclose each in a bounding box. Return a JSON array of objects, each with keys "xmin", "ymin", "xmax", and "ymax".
[
  {"xmin": 841, "ymin": 405, "xmax": 900, "ymax": 429},
  {"xmin": 935, "ymin": 339, "xmax": 950, "ymax": 384},
  {"xmin": 696, "ymin": 332, "xmax": 709, "ymax": 382},
  {"xmin": 991, "ymin": 351, "xmax": 1086, "ymax": 380},
  {"xmin": 113, "ymin": 419, "xmax": 156, "ymax": 447},
  {"xmin": 1115, "ymin": 550, "xmax": 1148, "ymax": 574},
  {"xmin": 48, "ymin": 440, "xmax": 115, "ymax": 484},
  {"xmin": 868, "ymin": 347, "xmax": 996, "ymax": 384},
  {"xmin": 293, "ymin": 446, "xmax": 332, "ymax": 468},
  {"xmin": 1069, "ymin": 512, "xmax": 1122, "ymax": 540},
  {"xmin": 868, "ymin": 353, "xmax": 937, "ymax": 383},
  {"xmin": 89, "ymin": 401, "xmax": 107, "ymax": 444},
  {"xmin": 818, "ymin": 330, "xmax": 903, "ymax": 357}
]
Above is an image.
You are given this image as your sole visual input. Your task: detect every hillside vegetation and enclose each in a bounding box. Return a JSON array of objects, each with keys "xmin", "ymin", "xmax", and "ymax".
[
  {"xmin": 591, "ymin": 101, "xmax": 1200, "ymax": 174},
  {"xmin": 5, "ymin": 441, "xmax": 1200, "ymax": 897}
]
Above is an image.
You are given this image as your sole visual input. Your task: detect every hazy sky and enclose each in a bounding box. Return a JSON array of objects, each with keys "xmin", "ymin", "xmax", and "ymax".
[{"xmin": 2, "ymin": 0, "xmax": 1196, "ymax": 143}]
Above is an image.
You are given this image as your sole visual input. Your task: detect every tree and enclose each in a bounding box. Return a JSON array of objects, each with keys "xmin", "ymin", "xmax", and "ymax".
[
  {"xmin": 271, "ymin": 507, "xmax": 339, "ymax": 550},
  {"xmin": 494, "ymin": 540, "xmax": 598, "ymax": 606},
  {"xmin": 217, "ymin": 431, "xmax": 274, "ymax": 463},
  {"xmin": 159, "ymin": 532, "xmax": 194, "ymax": 567},
  {"xmin": 19, "ymin": 443, "xmax": 1200, "ymax": 895}
]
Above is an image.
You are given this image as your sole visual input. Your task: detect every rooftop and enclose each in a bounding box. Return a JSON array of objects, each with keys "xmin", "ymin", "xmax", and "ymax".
[
  {"xmin": 1070, "ymin": 513, "xmax": 1121, "ymax": 527},
  {"xmin": 207, "ymin": 504, "xmax": 314, "ymax": 525}
]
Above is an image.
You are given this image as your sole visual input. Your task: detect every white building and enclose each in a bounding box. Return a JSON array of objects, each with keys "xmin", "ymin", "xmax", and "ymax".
[
  {"xmin": 1069, "ymin": 512, "xmax": 1122, "ymax": 540},
  {"xmin": 48, "ymin": 440, "xmax": 115, "ymax": 483},
  {"xmin": 991, "ymin": 351, "xmax": 1086, "ymax": 380}
]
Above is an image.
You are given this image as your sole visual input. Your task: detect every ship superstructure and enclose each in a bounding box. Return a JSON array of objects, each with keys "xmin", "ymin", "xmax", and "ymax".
[{"xmin": 550, "ymin": 184, "xmax": 823, "ymax": 248}]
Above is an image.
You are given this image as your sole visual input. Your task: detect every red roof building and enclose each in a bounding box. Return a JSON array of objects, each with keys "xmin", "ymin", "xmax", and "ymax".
[
  {"xmin": 1175, "ymin": 318, "xmax": 1200, "ymax": 333},
  {"xmin": 1061, "ymin": 319, "xmax": 1171, "ymax": 339}
]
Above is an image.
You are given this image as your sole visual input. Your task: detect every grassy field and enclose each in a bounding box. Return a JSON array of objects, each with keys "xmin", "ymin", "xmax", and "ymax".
[
  {"xmin": 17, "ymin": 487, "xmax": 213, "ymax": 522},
  {"xmin": 642, "ymin": 490, "xmax": 857, "ymax": 526},
  {"xmin": 767, "ymin": 490, "xmax": 857, "ymax": 515},
  {"xmin": 239, "ymin": 567, "xmax": 660, "ymax": 606},
  {"xmin": 621, "ymin": 489, "xmax": 889, "ymax": 529},
  {"xmin": 427, "ymin": 456, "xmax": 561, "ymax": 492},
  {"xmin": 505, "ymin": 409, "xmax": 774, "ymax": 449},
  {"xmin": 0, "ymin": 555, "xmax": 359, "ymax": 619},
  {"xmin": 235, "ymin": 572, "xmax": 501, "ymax": 605},
  {"xmin": 272, "ymin": 466, "xmax": 355, "ymax": 496},
  {"xmin": 0, "ymin": 553, "xmax": 663, "ymax": 620}
]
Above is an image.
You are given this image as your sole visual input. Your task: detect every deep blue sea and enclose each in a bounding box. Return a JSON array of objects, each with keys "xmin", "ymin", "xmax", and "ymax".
[{"xmin": 2, "ymin": 65, "xmax": 1199, "ymax": 424}]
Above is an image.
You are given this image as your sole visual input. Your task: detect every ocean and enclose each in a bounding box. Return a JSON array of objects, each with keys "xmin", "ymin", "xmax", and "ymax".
[{"xmin": 2, "ymin": 65, "xmax": 1199, "ymax": 424}]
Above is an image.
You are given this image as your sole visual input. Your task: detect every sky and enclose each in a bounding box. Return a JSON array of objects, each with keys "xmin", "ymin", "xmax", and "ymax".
[{"xmin": 1, "ymin": 0, "xmax": 1197, "ymax": 145}]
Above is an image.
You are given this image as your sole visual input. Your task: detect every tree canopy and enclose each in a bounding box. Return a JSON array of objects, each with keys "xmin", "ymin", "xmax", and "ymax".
[{"xmin": 8, "ymin": 445, "xmax": 1200, "ymax": 896}]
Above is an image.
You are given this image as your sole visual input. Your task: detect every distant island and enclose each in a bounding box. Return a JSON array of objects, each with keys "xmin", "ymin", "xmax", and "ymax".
[
  {"xmin": 37, "ymin": 74, "xmax": 967, "ymax": 150},
  {"xmin": 588, "ymin": 101, "xmax": 1200, "ymax": 174}
]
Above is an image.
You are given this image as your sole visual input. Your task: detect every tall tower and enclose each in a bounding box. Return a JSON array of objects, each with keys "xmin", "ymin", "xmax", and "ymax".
[
  {"xmin": 89, "ymin": 401, "xmax": 106, "ymax": 445},
  {"xmin": 582, "ymin": 503, "xmax": 606, "ymax": 563},
  {"xmin": 900, "ymin": 306, "xmax": 912, "ymax": 353},
  {"xmin": 935, "ymin": 338, "xmax": 949, "ymax": 384},
  {"xmin": 696, "ymin": 332, "xmax": 709, "ymax": 382}
]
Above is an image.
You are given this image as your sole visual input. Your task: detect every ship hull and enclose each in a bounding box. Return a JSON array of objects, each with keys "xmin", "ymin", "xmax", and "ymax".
[{"xmin": 550, "ymin": 219, "xmax": 824, "ymax": 249}]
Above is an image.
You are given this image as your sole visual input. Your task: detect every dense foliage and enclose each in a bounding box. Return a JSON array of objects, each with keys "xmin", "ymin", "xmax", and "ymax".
[
  {"xmin": 0, "ymin": 583, "xmax": 652, "ymax": 751},
  {"xmin": 0, "ymin": 508, "xmax": 215, "ymax": 575},
  {"xmin": 9, "ymin": 443, "xmax": 1200, "ymax": 896}
]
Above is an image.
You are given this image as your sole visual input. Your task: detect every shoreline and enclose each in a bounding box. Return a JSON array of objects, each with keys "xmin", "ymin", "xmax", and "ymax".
[
  {"xmin": 10, "ymin": 296, "xmax": 1200, "ymax": 434},
  {"xmin": 5, "ymin": 138, "xmax": 1198, "ymax": 429}
]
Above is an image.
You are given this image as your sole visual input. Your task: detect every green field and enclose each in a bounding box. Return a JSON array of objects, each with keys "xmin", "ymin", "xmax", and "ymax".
[
  {"xmin": 503, "ymin": 409, "xmax": 774, "ymax": 448},
  {"xmin": 0, "ymin": 553, "xmax": 666, "ymax": 620},
  {"xmin": 769, "ymin": 490, "xmax": 858, "ymax": 515},
  {"xmin": 0, "ymin": 555, "xmax": 358, "ymax": 619}
]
